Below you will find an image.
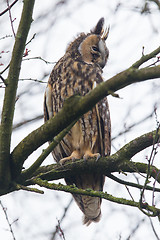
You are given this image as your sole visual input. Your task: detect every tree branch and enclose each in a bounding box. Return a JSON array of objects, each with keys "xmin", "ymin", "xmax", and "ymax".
[
  {"xmin": 11, "ymin": 62, "xmax": 160, "ymax": 180},
  {"xmin": 17, "ymin": 129, "xmax": 160, "ymax": 186},
  {"xmin": 0, "ymin": 0, "xmax": 35, "ymax": 190},
  {"xmin": 7, "ymin": 0, "xmax": 16, "ymax": 38},
  {"xmin": 132, "ymin": 45, "xmax": 160, "ymax": 68},
  {"xmin": 31, "ymin": 178, "xmax": 160, "ymax": 218},
  {"xmin": 107, "ymin": 173, "xmax": 160, "ymax": 193},
  {"xmin": 0, "ymin": 0, "xmax": 19, "ymax": 17},
  {"xmin": 0, "ymin": 200, "xmax": 16, "ymax": 240},
  {"xmin": 21, "ymin": 121, "xmax": 76, "ymax": 181}
]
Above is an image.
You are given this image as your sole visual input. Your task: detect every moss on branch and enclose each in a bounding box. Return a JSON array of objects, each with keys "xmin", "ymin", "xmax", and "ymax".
[
  {"xmin": 31, "ymin": 178, "xmax": 160, "ymax": 218},
  {"xmin": 17, "ymin": 128, "xmax": 160, "ymax": 191}
]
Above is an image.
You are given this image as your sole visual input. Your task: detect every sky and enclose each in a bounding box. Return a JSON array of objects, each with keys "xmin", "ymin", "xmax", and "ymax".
[{"xmin": 0, "ymin": 0, "xmax": 160, "ymax": 239}]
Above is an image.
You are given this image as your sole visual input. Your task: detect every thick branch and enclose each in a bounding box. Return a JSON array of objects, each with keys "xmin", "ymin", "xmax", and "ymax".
[
  {"xmin": 18, "ymin": 129, "xmax": 160, "ymax": 185},
  {"xmin": 0, "ymin": 0, "xmax": 35, "ymax": 190},
  {"xmin": 11, "ymin": 64, "xmax": 160, "ymax": 180}
]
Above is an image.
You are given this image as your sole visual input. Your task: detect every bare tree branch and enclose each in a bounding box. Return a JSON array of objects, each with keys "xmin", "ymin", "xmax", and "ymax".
[
  {"xmin": 132, "ymin": 45, "xmax": 160, "ymax": 68},
  {"xmin": 13, "ymin": 114, "xmax": 43, "ymax": 130},
  {"xmin": 6, "ymin": 0, "xmax": 16, "ymax": 38},
  {"xmin": 0, "ymin": 200, "xmax": 16, "ymax": 240},
  {"xmin": 107, "ymin": 173, "xmax": 160, "ymax": 193},
  {"xmin": 149, "ymin": 217, "xmax": 160, "ymax": 240},
  {"xmin": 0, "ymin": 74, "xmax": 7, "ymax": 86},
  {"xmin": 51, "ymin": 199, "xmax": 73, "ymax": 240},
  {"xmin": 22, "ymin": 56, "xmax": 56, "ymax": 64},
  {"xmin": 126, "ymin": 218, "xmax": 145, "ymax": 240},
  {"xmin": 0, "ymin": 0, "xmax": 19, "ymax": 17}
]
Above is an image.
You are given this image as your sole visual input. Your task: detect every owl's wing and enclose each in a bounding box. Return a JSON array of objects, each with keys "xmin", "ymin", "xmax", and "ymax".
[
  {"xmin": 44, "ymin": 83, "xmax": 53, "ymax": 121},
  {"xmin": 97, "ymin": 96, "xmax": 111, "ymax": 156},
  {"xmin": 44, "ymin": 81, "xmax": 72, "ymax": 162}
]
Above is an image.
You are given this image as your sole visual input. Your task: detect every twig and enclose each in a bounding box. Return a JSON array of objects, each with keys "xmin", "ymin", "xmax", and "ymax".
[
  {"xmin": 0, "ymin": 35, "xmax": 12, "ymax": 40},
  {"xmin": 13, "ymin": 114, "xmax": 43, "ymax": 130},
  {"xmin": 0, "ymin": 200, "xmax": 16, "ymax": 240},
  {"xmin": 125, "ymin": 185, "xmax": 134, "ymax": 201},
  {"xmin": 15, "ymin": 183, "xmax": 44, "ymax": 194},
  {"xmin": 22, "ymin": 56, "xmax": 56, "ymax": 64},
  {"xmin": 107, "ymin": 173, "xmax": 160, "ymax": 193},
  {"xmin": 132, "ymin": 45, "xmax": 160, "ymax": 68},
  {"xmin": 26, "ymin": 33, "xmax": 36, "ymax": 46},
  {"xmin": 55, "ymin": 220, "xmax": 66, "ymax": 240},
  {"xmin": 126, "ymin": 218, "xmax": 145, "ymax": 240},
  {"xmin": 146, "ymin": 56, "xmax": 160, "ymax": 68},
  {"xmin": 0, "ymin": 56, "xmax": 54, "ymax": 76},
  {"xmin": 0, "ymin": 0, "xmax": 18, "ymax": 17},
  {"xmin": 152, "ymin": 170, "xmax": 160, "ymax": 206},
  {"xmin": 154, "ymin": 104, "xmax": 160, "ymax": 127},
  {"xmin": 7, "ymin": 0, "xmax": 16, "ymax": 38},
  {"xmin": 0, "ymin": 74, "xmax": 7, "ymax": 86},
  {"xmin": 51, "ymin": 198, "xmax": 73, "ymax": 240},
  {"xmin": 139, "ymin": 125, "xmax": 160, "ymax": 208},
  {"xmin": 112, "ymin": 111, "xmax": 154, "ymax": 141},
  {"xmin": 149, "ymin": 216, "xmax": 160, "ymax": 240},
  {"xmin": 0, "ymin": 63, "xmax": 10, "ymax": 74},
  {"xmin": 19, "ymin": 78, "xmax": 47, "ymax": 83}
]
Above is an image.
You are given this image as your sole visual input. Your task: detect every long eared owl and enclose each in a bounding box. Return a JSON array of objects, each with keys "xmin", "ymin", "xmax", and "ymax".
[{"xmin": 44, "ymin": 18, "xmax": 111, "ymax": 226}]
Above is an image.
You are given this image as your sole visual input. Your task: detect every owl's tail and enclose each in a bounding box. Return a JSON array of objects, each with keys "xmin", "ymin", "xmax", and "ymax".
[
  {"xmin": 81, "ymin": 194, "xmax": 102, "ymax": 226},
  {"xmin": 65, "ymin": 173, "xmax": 104, "ymax": 226},
  {"xmin": 83, "ymin": 214, "xmax": 101, "ymax": 226}
]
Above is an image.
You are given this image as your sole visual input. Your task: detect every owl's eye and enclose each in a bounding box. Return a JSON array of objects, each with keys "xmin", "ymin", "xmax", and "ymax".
[{"xmin": 91, "ymin": 46, "xmax": 99, "ymax": 52}]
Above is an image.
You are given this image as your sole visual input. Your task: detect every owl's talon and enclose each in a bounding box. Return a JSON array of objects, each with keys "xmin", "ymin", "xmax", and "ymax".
[
  {"xmin": 71, "ymin": 157, "xmax": 76, "ymax": 162},
  {"xmin": 59, "ymin": 151, "xmax": 80, "ymax": 165},
  {"xmin": 59, "ymin": 158, "xmax": 67, "ymax": 166},
  {"xmin": 83, "ymin": 156, "xmax": 87, "ymax": 162},
  {"xmin": 96, "ymin": 153, "xmax": 101, "ymax": 161},
  {"xmin": 83, "ymin": 152, "xmax": 101, "ymax": 161}
]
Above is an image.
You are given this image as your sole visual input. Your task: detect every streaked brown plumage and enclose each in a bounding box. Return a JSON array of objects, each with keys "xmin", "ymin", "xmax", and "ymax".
[{"xmin": 44, "ymin": 18, "xmax": 111, "ymax": 225}]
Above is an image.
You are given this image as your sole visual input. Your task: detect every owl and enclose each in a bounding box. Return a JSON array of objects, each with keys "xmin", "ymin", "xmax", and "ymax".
[{"xmin": 44, "ymin": 18, "xmax": 111, "ymax": 226}]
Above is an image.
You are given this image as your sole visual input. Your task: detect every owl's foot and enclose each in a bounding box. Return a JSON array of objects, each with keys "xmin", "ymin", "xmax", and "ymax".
[
  {"xmin": 59, "ymin": 150, "xmax": 80, "ymax": 165},
  {"xmin": 83, "ymin": 151, "xmax": 101, "ymax": 161}
]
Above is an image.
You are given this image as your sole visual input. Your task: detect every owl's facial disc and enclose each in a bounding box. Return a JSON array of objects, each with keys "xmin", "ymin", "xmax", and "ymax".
[{"xmin": 78, "ymin": 35, "xmax": 109, "ymax": 69}]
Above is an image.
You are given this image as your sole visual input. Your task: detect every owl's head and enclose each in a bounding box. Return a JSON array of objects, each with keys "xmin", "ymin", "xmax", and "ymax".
[{"xmin": 67, "ymin": 18, "xmax": 109, "ymax": 69}]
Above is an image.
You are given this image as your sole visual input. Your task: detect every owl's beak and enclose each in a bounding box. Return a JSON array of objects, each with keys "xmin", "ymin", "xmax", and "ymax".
[{"xmin": 99, "ymin": 59, "xmax": 106, "ymax": 69}]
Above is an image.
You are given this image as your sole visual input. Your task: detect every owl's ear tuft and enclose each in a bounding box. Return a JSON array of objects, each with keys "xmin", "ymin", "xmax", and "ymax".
[{"xmin": 91, "ymin": 18, "xmax": 104, "ymax": 35}]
